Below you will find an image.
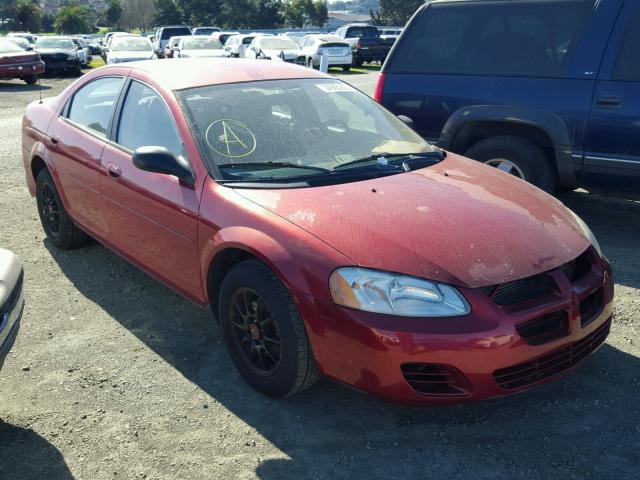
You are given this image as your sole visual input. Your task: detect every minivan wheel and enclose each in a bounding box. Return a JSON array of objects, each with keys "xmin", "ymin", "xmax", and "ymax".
[
  {"xmin": 23, "ymin": 75, "xmax": 38, "ymax": 85},
  {"xmin": 218, "ymin": 260, "xmax": 320, "ymax": 397},
  {"xmin": 36, "ymin": 168, "xmax": 90, "ymax": 249},
  {"xmin": 464, "ymin": 135, "xmax": 556, "ymax": 192}
]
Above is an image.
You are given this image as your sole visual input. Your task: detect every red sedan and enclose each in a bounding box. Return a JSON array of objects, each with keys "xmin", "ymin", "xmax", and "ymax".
[{"xmin": 21, "ymin": 59, "xmax": 613, "ymax": 405}]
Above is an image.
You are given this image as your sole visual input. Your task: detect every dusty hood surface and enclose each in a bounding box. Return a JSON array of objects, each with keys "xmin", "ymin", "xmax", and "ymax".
[{"xmin": 235, "ymin": 153, "xmax": 590, "ymax": 288}]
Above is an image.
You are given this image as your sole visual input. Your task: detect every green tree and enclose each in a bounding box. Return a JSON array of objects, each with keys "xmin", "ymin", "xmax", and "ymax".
[
  {"xmin": 105, "ymin": 0, "xmax": 122, "ymax": 28},
  {"xmin": 309, "ymin": 0, "xmax": 327, "ymax": 27},
  {"xmin": 15, "ymin": 0, "xmax": 42, "ymax": 32},
  {"xmin": 249, "ymin": 0, "xmax": 284, "ymax": 29},
  {"xmin": 154, "ymin": 0, "xmax": 184, "ymax": 25},
  {"xmin": 379, "ymin": 0, "xmax": 423, "ymax": 25},
  {"xmin": 54, "ymin": 2, "xmax": 95, "ymax": 34}
]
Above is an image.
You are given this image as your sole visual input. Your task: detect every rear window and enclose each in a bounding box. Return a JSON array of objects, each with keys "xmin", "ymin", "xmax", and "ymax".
[
  {"xmin": 161, "ymin": 28, "xmax": 191, "ymax": 40},
  {"xmin": 387, "ymin": 0, "xmax": 593, "ymax": 76},
  {"xmin": 346, "ymin": 27, "xmax": 379, "ymax": 38}
]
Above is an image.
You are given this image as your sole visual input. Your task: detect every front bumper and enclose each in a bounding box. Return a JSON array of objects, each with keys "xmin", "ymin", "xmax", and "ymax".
[
  {"xmin": 0, "ymin": 61, "xmax": 45, "ymax": 79},
  {"xmin": 0, "ymin": 272, "xmax": 24, "ymax": 370},
  {"xmin": 298, "ymin": 248, "xmax": 614, "ymax": 405},
  {"xmin": 41, "ymin": 58, "xmax": 80, "ymax": 71},
  {"xmin": 312, "ymin": 54, "xmax": 353, "ymax": 66}
]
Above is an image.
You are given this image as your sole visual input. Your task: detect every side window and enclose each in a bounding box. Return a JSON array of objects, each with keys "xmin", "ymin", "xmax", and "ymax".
[
  {"xmin": 613, "ymin": 7, "xmax": 640, "ymax": 81},
  {"xmin": 117, "ymin": 81, "xmax": 183, "ymax": 156},
  {"xmin": 67, "ymin": 77, "xmax": 124, "ymax": 137},
  {"xmin": 389, "ymin": 1, "xmax": 592, "ymax": 76}
]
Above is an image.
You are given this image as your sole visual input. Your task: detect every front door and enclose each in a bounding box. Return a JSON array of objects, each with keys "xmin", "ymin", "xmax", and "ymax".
[
  {"xmin": 581, "ymin": 4, "xmax": 640, "ymax": 193},
  {"xmin": 99, "ymin": 79, "xmax": 202, "ymax": 301}
]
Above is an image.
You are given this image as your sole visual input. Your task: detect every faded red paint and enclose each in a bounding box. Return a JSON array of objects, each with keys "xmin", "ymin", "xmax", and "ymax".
[{"xmin": 21, "ymin": 60, "xmax": 613, "ymax": 405}]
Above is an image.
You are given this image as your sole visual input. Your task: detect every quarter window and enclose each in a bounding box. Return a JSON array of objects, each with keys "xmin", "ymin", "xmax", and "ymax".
[
  {"xmin": 116, "ymin": 81, "xmax": 183, "ymax": 156},
  {"xmin": 67, "ymin": 77, "xmax": 124, "ymax": 136},
  {"xmin": 613, "ymin": 7, "xmax": 640, "ymax": 81}
]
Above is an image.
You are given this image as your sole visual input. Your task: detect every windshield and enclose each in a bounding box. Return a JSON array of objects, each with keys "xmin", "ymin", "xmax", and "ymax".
[
  {"xmin": 260, "ymin": 38, "xmax": 298, "ymax": 50},
  {"xmin": 195, "ymin": 28, "xmax": 217, "ymax": 35},
  {"xmin": 36, "ymin": 37, "xmax": 74, "ymax": 49},
  {"xmin": 0, "ymin": 39, "xmax": 25, "ymax": 53},
  {"xmin": 161, "ymin": 28, "xmax": 191, "ymax": 40},
  {"xmin": 111, "ymin": 38, "xmax": 151, "ymax": 51},
  {"xmin": 177, "ymin": 79, "xmax": 434, "ymax": 182},
  {"xmin": 183, "ymin": 37, "xmax": 222, "ymax": 50}
]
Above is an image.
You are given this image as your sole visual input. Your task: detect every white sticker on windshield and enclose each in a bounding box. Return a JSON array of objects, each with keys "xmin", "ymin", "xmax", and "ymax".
[{"xmin": 316, "ymin": 83, "xmax": 356, "ymax": 93}]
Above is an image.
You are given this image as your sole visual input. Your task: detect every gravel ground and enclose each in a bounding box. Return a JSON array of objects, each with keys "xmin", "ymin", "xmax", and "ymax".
[{"xmin": 0, "ymin": 74, "xmax": 638, "ymax": 480}]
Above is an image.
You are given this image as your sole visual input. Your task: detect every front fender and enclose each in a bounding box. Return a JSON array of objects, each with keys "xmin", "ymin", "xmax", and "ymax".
[{"xmin": 440, "ymin": 105, "xmax": 576, "ymax": 187}]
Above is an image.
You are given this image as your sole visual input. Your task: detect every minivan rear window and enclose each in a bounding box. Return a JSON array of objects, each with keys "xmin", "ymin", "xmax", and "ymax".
[
  {"xmin": 387, "ymin": 0, "xmax": 593, "ymax": 76},
  {"xmin": 161, "ymin": 28, "xmax": 192, "ymax": 40}
]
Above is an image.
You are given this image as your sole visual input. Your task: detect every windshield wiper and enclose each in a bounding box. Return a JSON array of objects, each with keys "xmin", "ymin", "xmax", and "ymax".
[
  {"xmin": 333, "ymin": 150, "xmax": 445, "ymax": 171},
  {"xmin": 219, "ymin": 162, "xmax": 331, "ymax": 174}
]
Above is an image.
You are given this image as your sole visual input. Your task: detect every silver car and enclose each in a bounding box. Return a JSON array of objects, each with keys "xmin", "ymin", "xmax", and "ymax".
[{"xmin": 0, "ymin": 248, "xmax": 24, "ymax": 370}]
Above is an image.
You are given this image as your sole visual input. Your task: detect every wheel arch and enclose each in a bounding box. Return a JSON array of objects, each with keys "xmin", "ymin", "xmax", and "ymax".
[
  {"xmin": 439, "ymin": 105, "xmax": 577, "ymax": 188},
  {"xmin": 201, "ymin": 227, "xmax": 312, "ymax": 318}
]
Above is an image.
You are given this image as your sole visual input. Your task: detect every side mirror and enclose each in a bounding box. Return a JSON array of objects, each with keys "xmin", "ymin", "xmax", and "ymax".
[
  {"xmin": 132, "ymin": 146, "xmax": 195, "ymax": 185},
  {"xmin": 26, "ymin": 46, "xmax": 33, "ymax": 51},
  {"xmin": 397, "ymin": 115, "xmax": 415, "ymax": 129}
]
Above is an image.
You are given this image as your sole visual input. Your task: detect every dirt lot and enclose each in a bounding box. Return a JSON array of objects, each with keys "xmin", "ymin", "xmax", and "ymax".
[{"xmin": 0, "ymin": 74, "xmax": 638, "ymax": 480}]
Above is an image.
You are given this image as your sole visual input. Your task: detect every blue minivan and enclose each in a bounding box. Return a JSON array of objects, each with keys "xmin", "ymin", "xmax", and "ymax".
[{"xmin": 377, "ymin": 0, "xmax": 640, "ymax": 194}]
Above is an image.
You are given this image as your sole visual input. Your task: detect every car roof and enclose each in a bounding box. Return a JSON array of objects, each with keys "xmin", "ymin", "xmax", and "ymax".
[{"xmin": 101, "ymin": 58, "xmax": 328, "ymax": 91}]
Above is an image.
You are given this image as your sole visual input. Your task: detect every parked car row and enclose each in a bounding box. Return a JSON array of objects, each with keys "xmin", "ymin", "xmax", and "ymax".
[{"xmin": 0, "ymin": 34, "xmax": 89, "ymax": 84}]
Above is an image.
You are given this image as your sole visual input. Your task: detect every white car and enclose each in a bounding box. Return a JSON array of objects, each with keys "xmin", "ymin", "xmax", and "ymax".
[
  {"xmin": 224, "ymin": 33, "xmax": 270, "ymax": 58},
  {"xmin": 165, "ymin": 35, "xmax": 192, "ymax": 58},
  {"xmin": 299, "ymin": 34, "xmax": 353, "ymax": 71},
  {"xmin": 211, "ymin": 31, "xmax": 241, "ymax": 47},
  {"xmin": 106, "ymin": 36, "xmax": 155, "ymax": 64},
  {"xmin": 174, "ymin": 36, "xmax": 227, "ymax": 58},
  {"xmin": 281, "ymin": 32, "xmax": 316, "ymax": 46},
  {"xmin": 378, "ymin": 27, "xmax": 403, "ymax": 40},
  {"xmin": 70, "ymin": 37, "xmax": 90, "ymax": 66},
  {"xmin": 245, "ymin": 36, "xmax": 305, "ymax": 64}
]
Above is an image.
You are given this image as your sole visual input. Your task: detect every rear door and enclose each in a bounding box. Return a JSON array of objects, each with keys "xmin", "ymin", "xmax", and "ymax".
[
  {"xmin": 581, "ymin": 3, "xmax": 640, "ymax": 192},
  {"xmin": 48, "ymin": 76, "xmax": 125, "ymax": 236},
  {"xmin": 99, "ymin": 79, "xmax": 202, "ymax": 301}
]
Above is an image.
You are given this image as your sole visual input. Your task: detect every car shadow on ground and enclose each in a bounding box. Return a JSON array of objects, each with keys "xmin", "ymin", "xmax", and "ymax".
[
  {"xmin": 44, "ymin": 189, "xmax": 640, "ymax": 478},
  {"xmin": 0, "ymin": 421, "xmax": 75, "ymax": 480},
  {"xmin": 0, "ymin": 81, "xmax": 51, "ymax": 92},
  {"xmin": 560, "ymin": 190, "xmax": 640, "ymax": 289}
]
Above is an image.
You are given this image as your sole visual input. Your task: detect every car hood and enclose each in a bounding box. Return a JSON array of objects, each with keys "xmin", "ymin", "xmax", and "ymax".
[
  {"xmin": 182, "ymin": 49, "xmax": 227, "ymax": 57},
  {"xmin": 0, "ymin": 51, "xmax": 40, "ymax": 64},
  {"xmin": 36, "ymin": 48, "xmax": 73, "ymax": 55},
  {"xmin": 109, "ymin": 51, "xmax": 154, "ymax": 59},
  {"xmin": 263, "ymin": 48, "xmax": 301, "ymax": 58},
  {"xmin": 234, "ymin": 153, "xmax": 591, "ymax": 288}
]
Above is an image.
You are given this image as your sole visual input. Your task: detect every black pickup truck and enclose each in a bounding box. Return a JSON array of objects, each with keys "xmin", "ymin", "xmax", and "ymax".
[{"xmin": 335, "ymin": 24, "xmax": 394, "ymax": 67}]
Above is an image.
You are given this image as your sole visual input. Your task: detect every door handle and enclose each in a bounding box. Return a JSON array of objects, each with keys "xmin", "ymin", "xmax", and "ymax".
[
  {"xmin": 596, "ymin": 96, "xmax": 621, "ymax": 108},
  {"xmin": 50, "ymin": 134, "xmax": 60, "ymax": 144},
  {"xmin": 107, "ymin": 162, "xmax": 122, "ymax": 179}
]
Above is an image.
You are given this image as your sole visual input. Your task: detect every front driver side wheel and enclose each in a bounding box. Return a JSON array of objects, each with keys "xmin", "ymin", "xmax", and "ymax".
[{"xmin": 218, "ymin": 260, "xmax": 320, "ymax": 397}]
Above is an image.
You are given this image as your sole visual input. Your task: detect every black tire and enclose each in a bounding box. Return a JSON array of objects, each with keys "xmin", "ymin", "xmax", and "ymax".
[
  {"xmin": 342, "ymin": 65, "xmax": 351, "ymax": 72},
  {"xmin": 464, "ymin": 135, "xmax": 556, "ymax": 192},
  {"xmin": 218, "ymin": 260, "xmax": 320, "ymax": 397},
  {"xmin": 353, "ymin": 59, "xmax": 363, "ymax": 67},
  {"xmin": 36, "ymin": 168, "xmax": 90, "ymax": 249},
  {"xmin": 23, "ymin": 75, "xmax": 38, "ymax": 85},
  {"xmin": 307, "ymin": 57, "xmax": 315, "ymax": 69}
]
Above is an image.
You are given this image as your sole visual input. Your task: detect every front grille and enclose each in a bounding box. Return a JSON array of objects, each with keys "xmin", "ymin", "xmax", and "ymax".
[
  {"xmin": 401, "ymin": 363, "xmax": 470, "ymax": 397},
  {"xmin": 479, "ymin": 248, "xmax": 594, "ymax": 307},
  {"xmin": 493, "ymin": 317, "xmax": 611, "ymax": 390},
  {"xmin": 516, "ymin": 310, "xmax": 569, "ymax": 345}
]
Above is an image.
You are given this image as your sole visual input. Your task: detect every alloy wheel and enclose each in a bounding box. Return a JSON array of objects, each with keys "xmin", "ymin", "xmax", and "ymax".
[
  {"xmin": 41, "ymin": 184, "xmax": 61, "ymax": 235},
  {"xmin": 484, "ymin": 158, "xmax": 526, "ymax": 179}
]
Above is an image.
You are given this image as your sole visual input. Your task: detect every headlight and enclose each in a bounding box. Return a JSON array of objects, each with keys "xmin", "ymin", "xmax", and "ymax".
[
  {"xmin": 570, "ymin": 210, "xmax": 602, "ymax": 256},
  {"xmin": 329, "ymin": 268, "xmax": 470, "ymax": 317}
]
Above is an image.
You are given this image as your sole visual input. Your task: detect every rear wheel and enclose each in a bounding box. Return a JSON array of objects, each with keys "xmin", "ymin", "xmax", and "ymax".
[
  {"xmin": 36, "ymin": 168, "xmax": 89, "ymax": 249},
  {"xmin": 342, "ymin": 65, "xmax": 351, "ymax": 72},
  {"xmin": 306, "ymin": 57, "xmax": 315, "ymax": 69},
  {"xmin": 218, "ymin": 260, "xmax": 320, "ymax": 397},
  {"xmin": 23, "ymin": 75, "xmax": 38, "ymax": 85},
  {"xmin": 464, "ymin": 135, "xmax": 556, "ymax": 192}
]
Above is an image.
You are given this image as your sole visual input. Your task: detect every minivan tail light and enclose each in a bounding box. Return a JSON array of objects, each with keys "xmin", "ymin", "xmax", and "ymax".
[{"xmin": 374, "ymin": 73, "xmax": 385, "ymax": 103}]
